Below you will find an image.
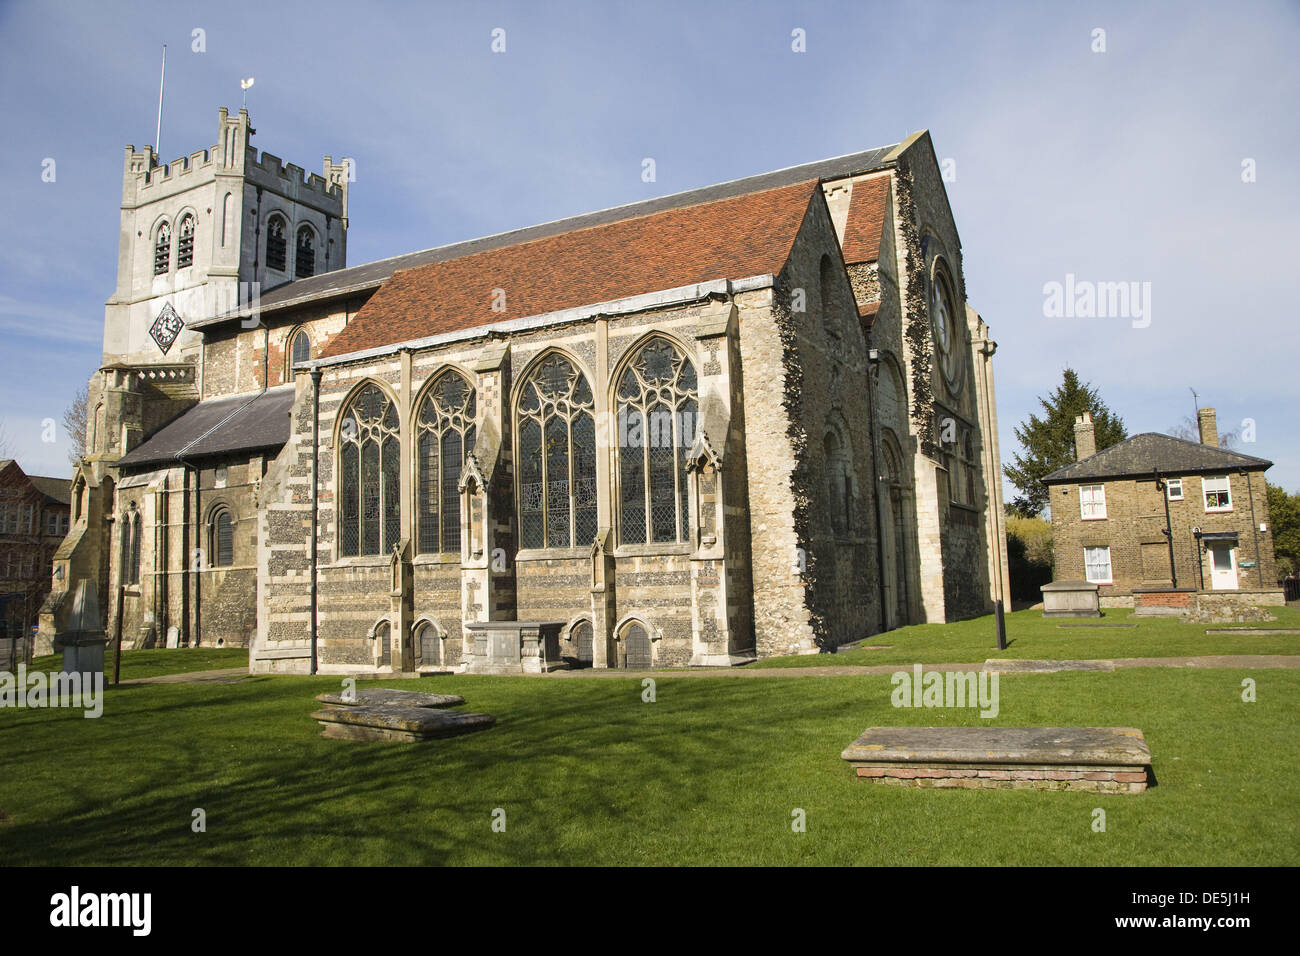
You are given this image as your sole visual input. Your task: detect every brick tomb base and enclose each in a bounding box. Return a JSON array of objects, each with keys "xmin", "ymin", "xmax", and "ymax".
[{"xmin": 842, "ymin": 727, "xmax": 1152, "ymax": 794}]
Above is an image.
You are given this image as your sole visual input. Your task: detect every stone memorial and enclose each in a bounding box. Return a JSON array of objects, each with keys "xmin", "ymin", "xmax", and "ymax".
[
  {"xmin": 1040, "ymin": 580, "xmax": 1101, "ymax": 618},
  {"xmin": 52, "ymin": 581, "xmax": 109, "ymax": 678},
  {"xmin": 842, "ymin": 726, "xmax": 1152, "ymax": 793}
]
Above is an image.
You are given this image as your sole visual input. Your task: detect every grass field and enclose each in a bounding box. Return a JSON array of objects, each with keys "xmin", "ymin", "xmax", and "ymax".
[
  {"xmin": 1, "ymin": 663, "xmax": 1296, "ymax": 865},
  {"xmin": 24, "ymin": 648, "xmax": 250, "ymax": 681},
  {"xmin": 752, "ymin": 606, "xmax": 1300, "ymax": 667}
]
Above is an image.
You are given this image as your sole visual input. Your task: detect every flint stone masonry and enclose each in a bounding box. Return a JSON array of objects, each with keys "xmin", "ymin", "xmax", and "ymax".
[
  {"xmin": 842, "ymin": 726, "xmax": 1152, "ymax": 793},
  {"xmin": 314, "ymin": 688, "xmax": 465, "ymax": 709},
  {"xmin": 311, "ymin": 704, "xmax": 496, "ymax": 742}
]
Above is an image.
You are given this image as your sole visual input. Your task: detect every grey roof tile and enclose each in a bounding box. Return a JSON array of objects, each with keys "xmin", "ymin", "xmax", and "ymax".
[
  {"xmin": 1043, "ymin": 432, "xmax": 1272, "ymax": 484},
  {"xmin": 116, "ymin": 385, "xmax": 297, "ymax": 468}
]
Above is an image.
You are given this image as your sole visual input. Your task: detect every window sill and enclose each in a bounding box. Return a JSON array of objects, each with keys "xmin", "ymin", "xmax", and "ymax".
[
  {"xmin": 1204, "ymin": 507, "xmax": 1234, "ymax": 514},
  {"xmin": 413, "ymin": 553, "xmax": 462, "ymax": 565},
  {"xmin": 516, "ymin": 548, "xmax": 589, "ymax": 562},
  {"xmin": 1081, "ymin": 515, "xmax": 1108, "ymax": 521},
  {"xmin": 614, "ymin": 542, "xmax": 692, "ymax": 558},
  {"xmin": 330, "ymin": 555, "xmax": 393, "ymax": 568}
]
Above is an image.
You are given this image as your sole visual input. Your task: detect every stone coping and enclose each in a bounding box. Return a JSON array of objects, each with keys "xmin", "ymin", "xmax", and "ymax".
[
  {"xmin": 315, "ymin": 688, "xmax": 465, "ymax": 708},
  {"xmin": 1040, "ymin": 581, "xmax": 1098, "ymax": 592},
  {"xmin": 841, "ymin": 727, "xmax": 1150, "ymax": 767},
  {"xmin": 464, "ymin": 620, "xmax": 565, "ymax": 630},
  {"xmin": 311, "ymin": 704, "xmax": 495, "ymax": 742}
]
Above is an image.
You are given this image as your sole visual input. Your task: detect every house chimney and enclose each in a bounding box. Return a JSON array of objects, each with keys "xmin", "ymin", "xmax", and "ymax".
[
  {"xmin": 1197, "ymin": 407, "xmax": 1218, "ymax": 447},
  {"xmin": 1074, "ymin": 412, "xmax": 1096, "ymax": 461}
]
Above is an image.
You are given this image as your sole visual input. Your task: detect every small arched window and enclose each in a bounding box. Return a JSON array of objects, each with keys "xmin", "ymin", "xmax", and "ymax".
[
  {"xmin": 295, "ymin": 226, "xmax": 316, "ymax": 278},
  {"xmin": 154, "ymin": 222, "xmax": 171, "ymax": 275},
  {"xmin": 266, "ymin": 216, "xmax": 287, "ymax": 272},
  {"xmin": 288, "ymin": 329, "xmax": 311, "ymax": 376},
  {"xmin": 416, "ymin": 371, "xmax": 477, "ymax": 555},
  {"xmin": 121, "ymin": 506, "xmax": 142, "ymax": 586},
  {"xmin": 615, "ymin": 338, "xmax": 697, "ymax": 545},
  {"xmin": 177, "ymin": 213, "xmax": 195, "ymax": 269},
  {"xmin": 338, "ymin": 383, "xmax": 400, "ymax": 557},
  {"xmin": 211, "ymin": 508, "xmax": 234, "ymax": 567},
  {"xmin": 516, "ymin": 353, "xmax": 597, "ymax": 549}
]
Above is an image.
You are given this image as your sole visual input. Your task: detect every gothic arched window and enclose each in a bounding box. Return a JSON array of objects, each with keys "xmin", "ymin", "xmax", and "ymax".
[
  {"xmin": 177, "ymin": 213, "xmax": 195, "ymax": 269},
  {"xmin": 516, "ymin": 353, "xmax": 596, "ymax": 549},
  {"xmin": 154, "ymin": 221, "xmax": 171, "ymax": 275},
  {"xmin": 266, "ymin": 215, "xmax": 287, "ymax": 272},
  {"xmin": 416, "ymin": 371, "xmax": 476, "ymax": 555},
  {"xmin": 338, "ymin": 383, "xmax": 400, "ymax": 557},
  {"xmin": 296, "ymin": 226, "xmax": 316, "ymax": 278},
  {"xmin": 288, "ymin": 329, "xmax": 311, "ymax": 377},
  {"xmin": 616, "ymin": 338, "xmax": 697, "ymax": 545},
  {"xmin": 122, "ymin": 507, "xmax": 142, "ymax": 586},
  {"xmin": 210, "ymin": 508, "xmax": 234, "ymax": 567}
]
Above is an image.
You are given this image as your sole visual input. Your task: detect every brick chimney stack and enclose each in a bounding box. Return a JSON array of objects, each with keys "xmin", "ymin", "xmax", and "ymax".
[
  {"xmin": 1197, "ymin": 407, "xmax": 1219, "ymax": 447},
  {"xmin": 1074, "ymin": 411, "xmax": 1096, "ymax": 461}
]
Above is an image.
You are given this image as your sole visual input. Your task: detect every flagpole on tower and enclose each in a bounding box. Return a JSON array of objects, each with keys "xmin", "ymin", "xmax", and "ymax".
[{"xmin": 155, "ymin": 44, "xmax": 166, "ymax": 163}]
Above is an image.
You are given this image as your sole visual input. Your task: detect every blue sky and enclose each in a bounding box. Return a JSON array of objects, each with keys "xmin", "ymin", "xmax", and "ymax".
[{"xmin": 0, "ymin": 0, "xmax": 1296, "ymax": 492}]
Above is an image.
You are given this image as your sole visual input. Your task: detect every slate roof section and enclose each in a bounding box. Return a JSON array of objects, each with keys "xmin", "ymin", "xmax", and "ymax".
[
  {"xmin": 839, "ymin": 173, "xmax": 891, "ymax": 265},
  {"xmin": 192, "ymin": 143, "xmax": 902, "ymax": 330},
  {"xmin": 320, "ymin": 179, "xmax": 823, "ymax": 360},
  {"xmin": 29, "ymin": 475, "xmax": 73, "ymax": 506},
  {"xmin": 1043, "ymin": 432, "xmax": 1273, "ymax": 484},
  {"xmin": 116, "ymin": 385, "xmax": 297, "ymax": 468}
]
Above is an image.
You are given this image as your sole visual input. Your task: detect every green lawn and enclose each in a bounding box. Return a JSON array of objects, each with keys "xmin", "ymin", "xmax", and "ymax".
[
  {"xmin": 25, "ymin": 647, "xmax": 249, "ymax": 681},
  {"xmin": 1, "ymin": 666, "xmax": 1296, "ymax": 865},
  {"xmin": 752, "ymin": 606, "xmax": 1300, "ymax": 668}
]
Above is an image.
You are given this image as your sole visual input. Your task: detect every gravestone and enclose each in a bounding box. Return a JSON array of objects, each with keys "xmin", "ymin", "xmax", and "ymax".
[
  {"xmin": 1041, "ymin": 581, "xmax": 1101, "ymax": 618},
  {"xmin": 311, "ymin": 704, "xmax": 496, "ymax": 742},
  {"xmin": 52, "ymin": 581, "xmax": 109, "ymax": 678}
]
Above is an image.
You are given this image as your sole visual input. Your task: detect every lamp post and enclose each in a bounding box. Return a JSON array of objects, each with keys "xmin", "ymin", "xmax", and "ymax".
[{"xmin": 1154, "ymin": 470, "xmax": 1178, "ymax": 588}]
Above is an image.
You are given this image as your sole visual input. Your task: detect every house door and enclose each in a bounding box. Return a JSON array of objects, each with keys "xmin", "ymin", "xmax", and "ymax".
[{"xmin": 1208, "ymin": 542, "xmax": 1238, "ymax": 590}]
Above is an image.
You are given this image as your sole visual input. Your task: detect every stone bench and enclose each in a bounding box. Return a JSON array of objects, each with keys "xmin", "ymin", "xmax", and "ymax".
[
  {"xmin": 314, "ymin": 688, "xmax": 465, "ymax": 709},
  {"xmin": 842, "ymin": 726, "xmax": 1152, "ymax": 793},
  {"xmin": 311, "ymin": 704, "xmax": 496, "ymax": 742}
]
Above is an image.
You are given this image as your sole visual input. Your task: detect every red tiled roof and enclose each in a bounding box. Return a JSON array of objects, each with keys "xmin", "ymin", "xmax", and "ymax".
[
  {"xmin": 320, "ymin": 180, "xmax": 820, "ymax": 360},
  {"xmin": 839, "ymin": 174, "xmax": 890, "ymax": 265}
]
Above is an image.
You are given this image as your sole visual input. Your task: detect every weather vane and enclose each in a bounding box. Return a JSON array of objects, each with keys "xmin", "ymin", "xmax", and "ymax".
[{"xmin": 241, "ymin": 76, "xmax": 255, "ymax": 110}]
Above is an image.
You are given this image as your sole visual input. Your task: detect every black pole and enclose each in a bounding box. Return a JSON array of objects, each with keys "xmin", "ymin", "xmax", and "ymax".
[
  {"xmin": 995, "ymin": 598, "xmax": 1006, "ymax": 650},
  {"xmin": 309, "ymin": 367, "xmax": 321, "ymax": 676}
]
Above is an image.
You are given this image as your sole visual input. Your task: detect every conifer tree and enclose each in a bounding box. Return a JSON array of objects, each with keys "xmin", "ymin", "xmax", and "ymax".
[{"xmin": 1004, "ymin": 368, "xmax": 1127, "ymax": 516}]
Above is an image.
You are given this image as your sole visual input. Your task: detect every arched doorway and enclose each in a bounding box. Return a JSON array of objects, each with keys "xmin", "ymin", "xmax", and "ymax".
[
  {"xmin": 570, "ymin": 619, "xmax": 594, "ymax": 668},
  {"xmin": 622, "ymin": 622, "xmax": 652, "ymax": 670}
]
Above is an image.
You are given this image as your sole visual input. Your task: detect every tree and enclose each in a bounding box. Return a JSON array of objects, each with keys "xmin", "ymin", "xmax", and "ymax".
[
  {"xmin": 1004, "ymin": 367, "xmax": 1127, "ymax": 517},
  {"xmin": 1167, "ymin": 413, "xmax": 1238, "ymax": 450},
  {"xmin": 63, "ymin": 383, "xmax": 89, "ymax": 465},
  {"xmin": 1266, "ymin": 481, "xmax": 1300, "ymax": 578}
]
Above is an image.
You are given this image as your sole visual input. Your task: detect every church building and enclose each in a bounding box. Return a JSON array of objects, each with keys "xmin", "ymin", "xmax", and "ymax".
[{"xmin": 41, "ymin": 108, "xmax": 1011, "ymax": 672}]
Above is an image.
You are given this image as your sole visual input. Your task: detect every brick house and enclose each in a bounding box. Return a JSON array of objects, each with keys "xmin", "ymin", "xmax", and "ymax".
[
  {"xmin": 0, "ymin": 460, "xmax": 72, "ymax": 663},
  {"xmin": 1043, "ymin": 409, "xmax": 1279, "ymax": 608},
  {"xmin": 42, "ymin": 109, "xmax": 1013, "ymax": 670}
]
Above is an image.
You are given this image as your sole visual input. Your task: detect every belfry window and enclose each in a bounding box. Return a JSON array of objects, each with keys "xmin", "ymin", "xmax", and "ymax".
[
  {"xmin": 266, "ymin": 216, "xmax": 287, "ymax": 272},
  {"xmin": 516, "ymin": 354, "xmax": 597, "ymax": 549},
  {"xmin": 177, "ymin": 214, "xmax": 195, "ymax": 269},
  {"xmin": 296, "ymin": 226, "xmax": 316, "ymax": 278},
  {"xmin": 154, "ymin": 222, "xmax": 171, "ymax": 275},
  {"xmin": 416, "ymin": 371, "xmax": 477, "ymax": 555},
  {"xmin": 615, "ymin": 338, "xmax": 697, "ymax": 545},
  {"xmin": 338, "ymin": 384, "xmax": 401, "ymax": 557}
]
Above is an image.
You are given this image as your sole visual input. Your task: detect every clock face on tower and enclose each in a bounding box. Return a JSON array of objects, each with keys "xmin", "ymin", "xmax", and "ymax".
[{"xmin": 150, "ymin": 302, "xmax": 184, "ymax": 355}]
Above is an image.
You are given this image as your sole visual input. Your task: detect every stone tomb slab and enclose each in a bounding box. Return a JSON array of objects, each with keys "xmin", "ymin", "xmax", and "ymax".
[
  {"xmin": 315, "ymin": 688, "xmax": 465, "ymax": 709},
  {"xmin": 312, "ymin": 704, "xmax": 496, "ymax": 742},
  {"xmin": 842, "ymin": 726, "xmax": 1152, "ymax": 793}
]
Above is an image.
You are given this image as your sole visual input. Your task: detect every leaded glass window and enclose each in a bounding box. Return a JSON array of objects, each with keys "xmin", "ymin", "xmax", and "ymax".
[
  {"xmin": 154, "ymin": 222, "xmax": 171, "ymax": 275},
  {"xmin": 266, "ymin": 216, "xmax": 287, "ymax": 272},
  {"xmin": 338, "ymin": 383, "xmax": 400, "ymax": 557},
  {"xmin": 296, "ymin": 226, "xmax": 315, "ymax": 278},
  {"xmin": 129, "ymin": 511, "xmax": 141, "ymax": 585},
  {"xmin": 212, "ymin": 509, "xmax": 234, "ymax": 567},
  {"xmin": 516, "ymin": 353, "xmax": 596, "ymax": 549},
  {"xmin": 616, "ymin": 338, "xmax": 697, "ymax": 545},
  {"xmin": 291, "ymin": 330, "xmax": 310, "ymax": 368},
  {"xmin": 177, "ymin": 214, "xmax": 195, "ymax": 269},
  {"xmin": 416, "ymin": 371, "xmax": 476, "ymax": 555}
]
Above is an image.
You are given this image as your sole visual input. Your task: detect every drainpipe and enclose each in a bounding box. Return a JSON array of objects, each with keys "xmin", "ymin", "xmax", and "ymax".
[
  {"xmin": 1242, "ymin": 468, "xmax": 1262, "ymax": 588},
  {"xmin": 310, "ymin": 367, "xmax": 321, "ymax": 674}
]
